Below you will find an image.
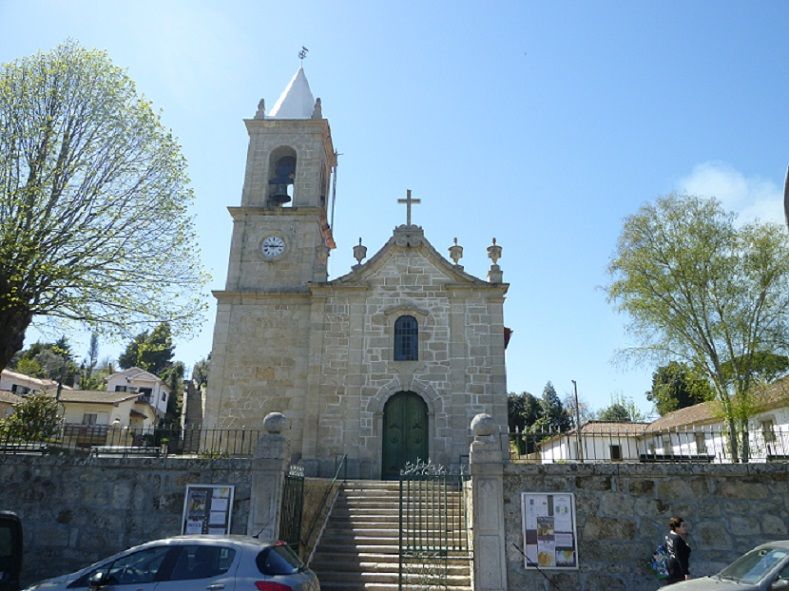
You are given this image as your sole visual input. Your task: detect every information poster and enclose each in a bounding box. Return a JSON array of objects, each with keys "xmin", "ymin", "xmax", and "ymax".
[
  {"xmin": 521, "ymin": 492, "xmax": 578, "ymax": 570},
  {"xmin": 181, "ymin": 484, "xmax": 235, "ymax": 535}
]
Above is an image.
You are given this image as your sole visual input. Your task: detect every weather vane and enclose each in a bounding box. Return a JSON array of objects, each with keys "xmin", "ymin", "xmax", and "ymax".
[{"xmin": 299, "ymin": 46, "xmax": 309, "ymax": 63}]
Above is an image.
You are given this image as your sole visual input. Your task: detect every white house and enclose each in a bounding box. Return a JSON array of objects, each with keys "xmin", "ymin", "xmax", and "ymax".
[
  {"xmin": 643, "ymin": 375, "xmax": 789, "ymax": 462},
  {"xmin": 535, "ymin": 376, "xmax": 789, "ymax": 463},
  {"xmin": 0, "ymin": 366, "xmax": 159, "ymax": 447},
  {"xmin": 106, "ymin": 367, "xmax": 170, "ymax": 418},
  {"xmin": 538, "ymin": 421, "xmax": 649, "ymax": 462},
  {"xmin": 0, "ymin": 369, "xmax": 63, "ymax": 396}
]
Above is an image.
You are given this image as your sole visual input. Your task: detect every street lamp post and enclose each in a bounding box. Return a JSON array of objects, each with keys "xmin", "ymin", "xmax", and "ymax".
[{"xmin": 571, "ymin": 380, "xmax": 583, "ymax": 463}]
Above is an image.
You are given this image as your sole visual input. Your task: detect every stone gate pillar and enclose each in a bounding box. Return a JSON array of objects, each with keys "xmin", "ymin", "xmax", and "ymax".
[
  {"xmin": 247, "ymin": 412, "xmax": 290, "ymax": 541},
  {"xmin": 469, "ymin": 413, "xmax": 508, "ymax": 591}
]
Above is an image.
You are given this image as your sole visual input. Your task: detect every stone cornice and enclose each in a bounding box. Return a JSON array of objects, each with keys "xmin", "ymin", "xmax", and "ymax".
[
  {"xmin": 227, "ymin": 206, "xmax": 328, "ymax": 220},
  {"xmin": 213, "ymin": 290, "xmax": 312, "ymax": 304}
]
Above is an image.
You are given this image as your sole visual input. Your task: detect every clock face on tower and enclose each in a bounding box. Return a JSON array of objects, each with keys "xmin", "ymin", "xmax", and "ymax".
[{"xmin": 261, "ymin": 235, "xmax": 286, "ymax": 259}]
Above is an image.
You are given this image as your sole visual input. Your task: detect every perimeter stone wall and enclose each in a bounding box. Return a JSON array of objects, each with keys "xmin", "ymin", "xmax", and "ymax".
[
  {"xmin": 0, "ymin": 455, "xmax": 253, "ymax": 585},
  {"xmin": 503, "ymin": 462, "xmax": 789, "ymax": 591}
]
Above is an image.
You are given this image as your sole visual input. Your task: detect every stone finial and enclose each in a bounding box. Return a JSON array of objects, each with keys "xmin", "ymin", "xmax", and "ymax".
[
  {"xmin": 311, "ymin": 97, "xmax": 322, "ymax": 119},
  {"xmin": 254, "ymin": 98, "xmax": 265, "ymax": 119},
  {"xmin": 471, "ymin": 413, "xmax": 496, "ymax": 438},
  {"xmin": 263, "ymin": 411, "xmax": 288, "ymax": 434},
  {"xmin": 448, "ymin": 237, "xmax": 463, "ymax": 267},
  {"xmin": 487, "ymin": 237, "xmax": 502, "ymax": 265},
  {"xmin": 353, "ymin": 237, "xmax": 367, "ymax": 268},
  {"xmin": 487, "ymin": 238, "xmax": 503, "ymax": 284}
]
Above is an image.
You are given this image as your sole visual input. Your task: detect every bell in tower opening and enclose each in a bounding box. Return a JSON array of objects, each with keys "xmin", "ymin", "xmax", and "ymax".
[{"xmin": 269, "ymin": 154, "xmax": 296, "ymax": 205}]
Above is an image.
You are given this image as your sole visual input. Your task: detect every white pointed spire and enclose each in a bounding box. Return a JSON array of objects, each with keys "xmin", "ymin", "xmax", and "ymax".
[{"xmin": 268, "ymin": 67, "xmax": 316, "ymax": 119}]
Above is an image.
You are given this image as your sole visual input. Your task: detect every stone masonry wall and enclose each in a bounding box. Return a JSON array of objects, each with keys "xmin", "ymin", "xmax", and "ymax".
[
  {"xmin": 504, "ymin": 462, "xmax": 789, "ymax": 591},
  {"xmin": 0, "ymin": 455, "xmax": 252, "ymax": 586},
  {"xmin": 311, "ymin": 245, "xmax": 508, "ymax": 477}
]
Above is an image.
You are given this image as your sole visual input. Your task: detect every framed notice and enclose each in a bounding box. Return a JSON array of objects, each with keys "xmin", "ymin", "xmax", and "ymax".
[
  {"xmin": 521, "ymin": 492, "xmax": 578, "ymax": 570},
  {"xmin": 181, "ymin": 484, "xmax": 235, "ymax": 535}
]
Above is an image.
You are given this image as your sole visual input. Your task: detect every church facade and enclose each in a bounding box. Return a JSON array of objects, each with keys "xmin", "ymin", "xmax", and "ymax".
[{"xmin": 204, "ymin": 68, "xmax": 509, "ymax": 478}]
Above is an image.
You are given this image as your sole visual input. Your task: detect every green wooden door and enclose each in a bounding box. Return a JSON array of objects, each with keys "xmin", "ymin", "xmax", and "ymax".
[{"xmin": 382, "ymin": 391, "xmax": 428, "ymax": 479}]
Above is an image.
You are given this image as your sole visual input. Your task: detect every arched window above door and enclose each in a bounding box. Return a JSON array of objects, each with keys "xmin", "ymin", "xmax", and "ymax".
[{"xmin": 394, "ymin": 315, "xmax": 418, "ymax": 361}]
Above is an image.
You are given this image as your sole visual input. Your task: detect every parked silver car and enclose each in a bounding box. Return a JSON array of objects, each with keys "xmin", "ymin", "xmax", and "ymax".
[
  {"xmin": 22, "ymin": 535, "xmax": 320, "ymax": 591},
  {"xmin": 668, "ymin": 540, "xmax": 789, "ymax": 591}
]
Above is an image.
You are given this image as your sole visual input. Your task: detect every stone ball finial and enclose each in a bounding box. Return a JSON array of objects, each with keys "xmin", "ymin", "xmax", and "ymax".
[
  {"xmin": 263, "ymin": 412, "xmax": 288, "ymax": 434},
  {"xmin": 471, "ymin": 413, "xmax": 496, "ymax": 437}
]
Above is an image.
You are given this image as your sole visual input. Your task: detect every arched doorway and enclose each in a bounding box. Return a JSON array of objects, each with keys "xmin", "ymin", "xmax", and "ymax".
[{"xmin": 381, "ymin": 391, "xmax": 428, "ymax": 479}]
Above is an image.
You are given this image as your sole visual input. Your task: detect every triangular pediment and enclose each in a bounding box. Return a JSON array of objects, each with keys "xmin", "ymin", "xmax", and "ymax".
[{"xmin": 324, "ymin": 225, "xmax": 505, "ymax": 291}]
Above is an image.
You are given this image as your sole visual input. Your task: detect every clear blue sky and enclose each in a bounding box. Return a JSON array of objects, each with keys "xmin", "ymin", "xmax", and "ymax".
[{"xmin": 2, "ymin": 0, "xmax": 787, "ymax": 417}]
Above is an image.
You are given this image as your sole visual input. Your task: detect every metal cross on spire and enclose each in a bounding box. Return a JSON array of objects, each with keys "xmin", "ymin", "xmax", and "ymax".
[
  {"xmin": 397, "ymin": 189, "xmax": 421, "ymax": 226},
  {"xmin": 299, "ymin": 46, "xmax": 309, "ymax": 63}
]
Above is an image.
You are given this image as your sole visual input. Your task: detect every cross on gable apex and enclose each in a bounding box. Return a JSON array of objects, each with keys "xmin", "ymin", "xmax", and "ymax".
[{"xmin": 397, "ymin": 189, "xmax": 421, "ymax": 226}]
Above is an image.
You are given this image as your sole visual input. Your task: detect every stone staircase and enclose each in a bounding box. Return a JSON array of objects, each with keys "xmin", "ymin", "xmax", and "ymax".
[{"xmin": 310, "ymin": 480, "xmax": 472, "ymax": 591}]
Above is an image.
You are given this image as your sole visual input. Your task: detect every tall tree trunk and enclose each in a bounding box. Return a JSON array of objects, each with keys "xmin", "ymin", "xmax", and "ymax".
[
  {"xmin": 0, "ymin": 303, "xmax": 34, "ymax": 373},
  {"xmin": 739, "ymin": 421, "xmax": 751, "ymax": 463},
  {"xmin": 726, "ymin": 417, "xmax": 740, "ymax": 463}
]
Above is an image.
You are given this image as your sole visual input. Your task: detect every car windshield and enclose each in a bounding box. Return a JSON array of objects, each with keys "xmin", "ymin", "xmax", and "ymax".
[{"xmin": 718, "ymin": 547, "xmax": 789, "ymax": 584}]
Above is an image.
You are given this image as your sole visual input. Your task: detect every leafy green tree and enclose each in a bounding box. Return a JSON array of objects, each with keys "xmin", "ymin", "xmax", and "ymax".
[
  {"xmin": 507, "ymin": 391, "xmax": 541, "ymax": 454},
  {"xmin": 0, "ymin": 392, "xmax": 60, "ymax": 441},
  {"xmin": 597, "ymin": 395, "xmax": 645, "ymax": 422},
  {"xmin": 597, "ymin": 403, "xmax": 630, "ymax": 422},
  {"xmin": 14, "ymin": 356, "xmax": 43, "ymax": 378},
  {"xmin": 191, "ymin": 354, "xmax": 210, "ymax": 387},
  {"xmin": 160, "ymin": 361, "xmax": 185, "ymax": 429},
  {"xmin": 507, "ymin": 391, "xmax": 541, "ymax": 433},
  {"xmin": 530, "ymin": 381, "xmax": 572, "ymax": 436},
  {"xmin": 11, "ymin": 338, "xmax": 77, "ymax": 385},
  {"xmin": 607, "ymin": 194, "xmax": 789, "ymax": 461},
  {"xmin": 78, "ymin": 332, "xmax": 104, "ymax": 390},
  {"xmin": 647, "ymin": 361, "xmax": 714, "ymax": 416},
  {"xmin": 118, "ymin": 322, "xmax": 174, "ymax": 376},
  {"xmin": 721, "ymin": 352, "xmax": 789, "ymax": 386},
  {"xmin": 0, "ymin": 41, "xmax": 207, "ymax": 373},
  {"xmin": 562, "ymin": 392, "xmax": 594, "ymax": 428}
]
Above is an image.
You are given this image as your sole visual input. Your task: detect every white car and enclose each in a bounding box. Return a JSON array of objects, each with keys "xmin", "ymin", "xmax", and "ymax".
[
  {"xmin": 22, "ymin": 535, "xmax": 320, "ymax": 591},
  {"xmin": 668, "ymin": 540, "xmax": 789, "ymax": 591}
]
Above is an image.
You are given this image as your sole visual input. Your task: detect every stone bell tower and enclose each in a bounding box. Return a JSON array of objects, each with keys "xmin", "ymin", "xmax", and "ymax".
[
  {"xmin": 224, "ymin": 66, "xmax": 336, "ymax": 292},
  {"xmin": 204, "ymin": 67, "xmax": 336, "ymax": 436}
]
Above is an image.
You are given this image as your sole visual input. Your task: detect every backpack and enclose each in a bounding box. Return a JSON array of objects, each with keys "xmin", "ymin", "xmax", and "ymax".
[{"xmin": 649, "ymin": 542, "xmax": 671, "ymax": 579}]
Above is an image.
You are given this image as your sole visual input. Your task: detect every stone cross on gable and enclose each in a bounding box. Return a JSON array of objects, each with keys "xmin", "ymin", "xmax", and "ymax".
[{"xmin": 397, "ymin": 189, "xmax": 421, "ymax": 226}]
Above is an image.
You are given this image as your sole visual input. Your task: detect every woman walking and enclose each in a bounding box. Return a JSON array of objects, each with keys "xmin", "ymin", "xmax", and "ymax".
[{"xmin": 665, "ymin": 516, "xmax": 691, "ymax": 585}]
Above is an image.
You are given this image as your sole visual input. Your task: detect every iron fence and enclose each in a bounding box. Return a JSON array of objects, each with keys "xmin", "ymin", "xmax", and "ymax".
[
  {"xmin": 398, "ymin": 459, "xmax": 471, "ymax": 591},
  {"xmin": 509, "ymin": 424, "xmax": 789, "ymax": 463},
  {"xmin": 279, "ymin": 464, "xmax": 305, "ymax": 552},
  {"xmin": 0, "ymin": 422, "xmax": 266, "ymax": 457}
]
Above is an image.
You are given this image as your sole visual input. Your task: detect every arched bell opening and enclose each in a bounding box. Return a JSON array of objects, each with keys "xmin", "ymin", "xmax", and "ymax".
[{"xmin": 268, "ymin": 147, "xmax": 297, "ymax": 207}]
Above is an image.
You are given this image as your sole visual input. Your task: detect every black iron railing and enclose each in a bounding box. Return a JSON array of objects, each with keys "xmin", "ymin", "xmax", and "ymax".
[{"xmin": 0, "ymin": 423, "xmax": 266, "ymax": 457}]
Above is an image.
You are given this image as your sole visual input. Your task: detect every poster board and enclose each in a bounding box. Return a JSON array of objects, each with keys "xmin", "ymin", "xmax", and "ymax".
[
  {"xmin": 521, "ymin": 492, "xmax": 578, "ymax": 570},
  {"xmin": 181, "ymin": 484, "xmax": 235, "ymax": 535}
]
